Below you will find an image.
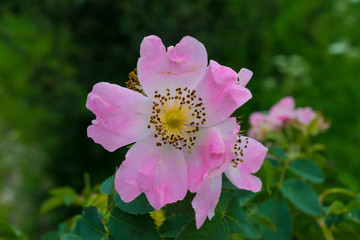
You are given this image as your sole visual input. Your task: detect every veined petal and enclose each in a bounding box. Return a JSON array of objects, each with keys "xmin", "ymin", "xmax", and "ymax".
[
  {"xmin": 137, "ymin": 35, "xmax": 207, "ymax": 97},
  {"xmin": 225, "ymin": 136, "xmax": 268, "ymax": 192},
  {"xmin": 192, "ymin": 175, "xmax": 222, "ymax": 229},
  {"xmin": 86, "ymin": 82, "xmax": 152, "ymax": 152},
  {"xmin": 195, "ymin": 60, "xmax": 252, "ymax": 127},
  {"xmin": 114, "ymin": 136, "xmax": 187, "ymax": 210},
  {"xmin": 185, "ymin": 117, "xmax": 238, "ymax": 193}
]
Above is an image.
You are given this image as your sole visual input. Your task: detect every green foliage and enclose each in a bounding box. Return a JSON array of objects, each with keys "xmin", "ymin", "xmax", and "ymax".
[
  {"xmin": 109, "ymin": 207, "xmax": 161, "ymax": 240},
  {"xmin": 114, "ymin": 193, "xmax": 154, "ymax": 215},
  {"xmin": 289, "ymin": 159, "xmax": 324, "ymax": 183},
  {"xmin": 80, "ymin": 207, "xmax": 106, "ymax": 240},
  {"xmin": 280, "ymin": 179, "xmax": 321, "ymax": 216},
  {"xmin": 258, "ymin": 198, "xmax": 292, "ymax": 240}
]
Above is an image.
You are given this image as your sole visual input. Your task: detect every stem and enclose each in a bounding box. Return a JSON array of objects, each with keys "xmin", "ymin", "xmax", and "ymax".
[
  {"xmin": 277, "ymin": 157, "xmax": 290, "ymax": 188},
  {"xmin": 316, "ymin": 217, "xmax": 335, "ymax": 240}
]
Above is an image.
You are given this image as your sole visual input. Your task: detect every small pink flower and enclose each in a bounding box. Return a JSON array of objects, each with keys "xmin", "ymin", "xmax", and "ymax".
[
  {"xmin": 86, "ymin": 36, "xmax": 256, "ymax": 215},
  {"xmin": 295, "ymin": 107, "xmax": 315, "ymax": 124}
]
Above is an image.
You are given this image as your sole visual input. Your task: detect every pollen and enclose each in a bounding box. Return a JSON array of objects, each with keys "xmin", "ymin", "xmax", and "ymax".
[
  {"xmin": 149, "ymin": 87, "xmax": 207, "ymax": 151},
  {"xmin": 125, "ymin": 69, "xmax": 146, "ymax": 96},
  {"xmin": 231, "ymin": 132, "xmax": 248, "ymax": 168}
]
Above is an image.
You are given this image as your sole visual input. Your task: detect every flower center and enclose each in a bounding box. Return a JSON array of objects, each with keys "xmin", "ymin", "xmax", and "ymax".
[
  {"xmin": 148, "ymin": 87, "xmax": 207, "ymax": 151},
  {"xmin": 166, "ymin": 112, "xmax": 183, "ymax": 128}
]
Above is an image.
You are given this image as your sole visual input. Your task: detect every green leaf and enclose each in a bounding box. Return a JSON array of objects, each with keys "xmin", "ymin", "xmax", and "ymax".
[
  {"xmin": 256, "ymin": 216, "xmax": 277, "ymax": 232},
  {"xmin": 177, "ymin": 214, "xmax": 230, "ymax": 240},
  {"xmin": 163, "ymin": 192, "xmax": 195, "ymax": 214},
  {"xmin": 49, "ymin": 187, "xmax": 77, "ymax": 197},
  {"xmin": 289, "ymin": 159, "xmax": 324, "ymax": 183},
  {"xmin": 327, "ymin": 201, "xmax": 345, "ymax": 215},
  {"xmin": 224, "ymin": 197, "xmax": 260, "ymax": 239},
  {"xmin": 346, "ymin": 209, "xmax": 360, "ymax": 223},
  {"xmin": 280, "ymin": 179, "xmax": 321, "ymax": 216},
  {"xmin": 258, "ymin": 198, "xmax": 292, "ymax": 240},
  {"xmin": 109, "ymin": 207, "xmax": 161, "ymax": 240},
  {"xmin": 100, "ymin": 175, "xmax": 114, "ymax": 194},
  {"xmin": 114, "ymin": 193, "xmax": 154, "ymax": 214},
  {"xmin": 80, "ymin": 207, "xmax": 106, "ymax": 240},
  {"xmin": 40, "ymin": 197, "xmax": 65, "ymax": 214},
  {"xmin": 345, "ymin": 200, "xmax": 360, "ymax": 212},
  {"xmin": 269, "ymin": 147, "xmax": 286, "ymax": 159},
  {"xmin": 159, "ymin": 214, "xmax": 193, "ymax": 237},
  {"xmin": 60, "ymin": 234, "xmax": 82, "ymax": 240},
  {"xmin": 256, "ymin": 159, "xmax": 274, "ymax": 194},
  {"xmin": 0, "ymin": 221, "xmax": 28, "ymax": 240}
]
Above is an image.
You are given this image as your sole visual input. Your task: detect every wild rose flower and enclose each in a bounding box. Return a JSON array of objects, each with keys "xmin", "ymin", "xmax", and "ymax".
[
  {"xmin": 248, "ymin": 97, "xmax": 295, "ymax": 140},
  {"xmin": 248, "ymin": 96, "xmax": 329, "ymax": 140},
  {"xmin": 86, "ymin": 35, "xmax": 259, "ymax": 218}
]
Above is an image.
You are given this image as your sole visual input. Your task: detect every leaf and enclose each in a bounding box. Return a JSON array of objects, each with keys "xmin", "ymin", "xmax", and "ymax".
[
  {"xmin": 109, "ymin": 207, "xmax": 161, "ymax": 240},
  {"xmin": 80, "ymin": 206, "xmax": 106, "ymax": 240},
  {"xmin": 327, "ymin": 201, "xmax": 345, "ymax": 215},
  {"xmin": 163, "ymin": 192, "xmax": 195, "ymax": 214},
  {"xmin": 289, "ymin": 159, "xmax": 324, "ymax": 183},
  {"xmin": 224, "ymin": 197, "xmax": 260, "ymax": 239},
  {"xmin": 280, "ymin": 179, "xmax": 321, "ymax": 216},
  {"xmin": 59, "ymin": 234, "xmax": 82, "ymax": 240},
  {"xmin": 40, "ymin": 197, "xmax": 65, "ymax": 214},
  {"xmin": 345, "ymin": 200, "xmax": 360, "ymax": 212},
  {"xmin": 0, "ymin": 220, "xmax": 28, "ymax": 240},
  {"xmin": 256, "ymin": 158, "xmax": 274, "ymax": 194},
  {"xmin": 100, "ymin": 175, "xmax": 114, "ymax": 194},
  {"xmin": 159, "ymin": 214, "xmax": 193, "ymax": 237},
  {"xmin": 114, "ymin": 193, "xmax": 154, "ymax": 214},
  {"xmin": 256, "ymin": 216, "xmax": 277, "ymax": 232},
  {"xmin": 177, "ymin": 214, "xmax": 229, "ymax": 240},
  {"xmin": 258, "ymin": 198, "xmax": 292, "ymax": 240},
  {"xmin": 346, "ymin": 209, "xmax": 360, "ymax": 223},
  {"xmin": 269, "ymin": 147, "xmax": 286, "ymax": 159}
]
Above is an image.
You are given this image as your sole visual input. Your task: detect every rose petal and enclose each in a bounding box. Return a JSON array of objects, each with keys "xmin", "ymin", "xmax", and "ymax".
[
  {"xmin": 225, "ymin": 136, "xmax": 268, "ymax": 192},
  {"xmin": 238, "ymin": 68, "xmax": 253, "ymax": 87},
  {"xmin": 195, "ymin": 60, "xmax": 252, "ymax": 127},
  {"xmin": 185, "ymin": 117, "xmax": 238, "ymax": 193},
  {"xmin": 86, "ymin": 82, "xmax": 152, "ymax": 152},
  {"xmin": 137, "ymin": 35, "xmax": 207, "ymax": 97},
  {"xmin": 191, "ymin": 175, "xmax": 222, "ymax": 229},
  {"xmin": 114, "ymin": 136, "xmax": 187, "ymax": 210}
]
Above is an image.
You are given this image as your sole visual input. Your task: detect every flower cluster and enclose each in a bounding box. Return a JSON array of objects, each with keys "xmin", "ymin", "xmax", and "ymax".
[
  {"xmin": 86, "ymin": 35, "xmax": 267, "ymax": 228},
  {"xmin": 248, "ymin": 97, "xmax": 330, "ymax": 141}
]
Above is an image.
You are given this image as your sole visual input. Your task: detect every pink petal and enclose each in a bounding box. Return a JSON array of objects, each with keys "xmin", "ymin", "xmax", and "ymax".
[
  {"xmin": 114, "ymin": 136, "xmax": 187, "ymax": 210},
  {"xmin": 238, "ymin": 68, "xmax": 253, "ymax": 87},
  {"xmin": 296, "ymin": 107, "xmax": 315, "ymax": 124},
  {"xmin": 225, "ymin": 136, "xmax": 268, "ymax": 192},
  {"xmin": 185, "ymin": 117, "xmax": 239, "ymax": 193},
  {"xmin": 249, "ymin": 112, "xmax": 266, "ymax": 126},
  {"xmin": 195, "ymin": 60, "xmax": 252, "ymax": 127},
  {"xmin": 86, "ymin": 82, "xmax": 153, "ymax": 152},
  {"xmin": 268, "ymin": 96, "xmax": 295, "ymax": 124},
  {"xmin": 192, "ymin": 175, "xmax": 222, "ymax": 229},
  {"xmin": 137, "ymin": 35, "xmax": 207, "ymax": 97}
]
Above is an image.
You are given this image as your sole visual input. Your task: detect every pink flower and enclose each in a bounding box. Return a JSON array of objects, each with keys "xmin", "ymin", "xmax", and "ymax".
[
  {"xmin": 191, "ymin": 80, "xmax": 268, "ymax": 229},
  {"xmin": 295, "ymin": 107, "xmax": 315, "ymax": 124},
  {"xmin": 86, "ymin": 36, "xmax": 255, "ymax": 214},
  {"xmin": 248, "ymin": 97, "xmax": 295, "ymax": 140}
]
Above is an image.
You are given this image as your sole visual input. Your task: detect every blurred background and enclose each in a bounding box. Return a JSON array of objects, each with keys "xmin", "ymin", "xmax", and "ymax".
[{"xmin": 0, "ymin": 0, "xmax": 359, "ymax": 238}]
